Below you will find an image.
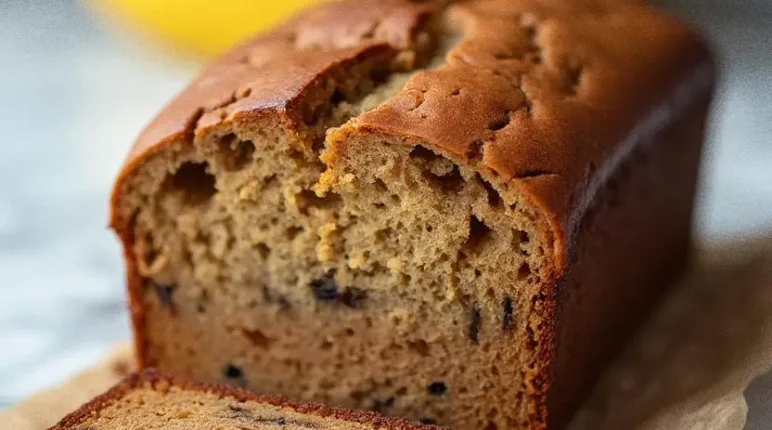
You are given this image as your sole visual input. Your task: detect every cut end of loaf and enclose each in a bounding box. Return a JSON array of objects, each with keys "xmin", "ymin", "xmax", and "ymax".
[
  {"xmin": 108, "ymin": 3, "xmax": 564, "ymax": 429},
  {"xmin": 112, "ymin": 104, "xmax": 556, "ymax": 428},
  {"xmin": 49, "ymin": 370, "xmax": 440, "ymax": 430}
]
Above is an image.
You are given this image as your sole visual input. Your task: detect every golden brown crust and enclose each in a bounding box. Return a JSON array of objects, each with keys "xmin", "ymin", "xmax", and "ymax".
[
  {"xmin": 345, "ymin": 0, "xmax": 713, "ymax": 265},
  {"xmin": 107, "ymin": 0, "xmax": 714, "ymax": 427},
  {"xmin": 110, "ymin": 0, "xmax": 713, "ymax": 257},
  {"xmin": 48, "ymin": 369, "xmax": 441, "ymax": 430}
]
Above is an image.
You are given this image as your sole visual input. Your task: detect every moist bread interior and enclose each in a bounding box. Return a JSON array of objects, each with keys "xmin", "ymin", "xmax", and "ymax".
[{"xmin": 116, "ymin": 14, "xmax": 550, "ymax": 429}]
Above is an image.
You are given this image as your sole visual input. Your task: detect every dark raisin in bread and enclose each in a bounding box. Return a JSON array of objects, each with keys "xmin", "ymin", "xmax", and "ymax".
[
  {"xmin": 49, "ymin": 370, "xmax": 439, "ymax": 430},
  {"xmin": 109, "ymin": 0, "xmax": 714, "ymax": 428}
]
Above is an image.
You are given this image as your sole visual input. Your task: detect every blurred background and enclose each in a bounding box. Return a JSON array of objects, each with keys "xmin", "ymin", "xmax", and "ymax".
[{"xmin": 0, "ymin": 0, "xmax": 770, "ymax": 426}]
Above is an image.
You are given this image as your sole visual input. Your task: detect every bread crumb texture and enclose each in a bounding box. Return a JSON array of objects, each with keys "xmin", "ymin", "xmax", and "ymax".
[{"xmin": 109, "ymin": 0, "xmax": 712, "ymax": 429}]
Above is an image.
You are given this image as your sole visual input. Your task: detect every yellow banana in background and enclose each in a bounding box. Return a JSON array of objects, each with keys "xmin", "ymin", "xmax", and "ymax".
[{"xmin": 88, "ymin": 0, "xmax": 325, "ymax": 58}]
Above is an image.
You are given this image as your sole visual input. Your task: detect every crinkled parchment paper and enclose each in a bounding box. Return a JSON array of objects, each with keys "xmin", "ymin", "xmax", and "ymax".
[
  {"xmin": 0, "ymin": 343, "xmax": 135, "ymax": 430},
  {"xmin": 571, "ymin": 238, "xmax": 772, "ymax": 430},
  {"xmin": 2, "ymin": 240, "xmax": 771, "ymax": 430}
]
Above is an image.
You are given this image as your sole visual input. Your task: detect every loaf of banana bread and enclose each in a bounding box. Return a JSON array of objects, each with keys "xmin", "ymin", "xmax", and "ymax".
[
  {"xmin": 109, "ymin": 0, "xmax": 714, "ymax": 428},
  {"xmin": 49, "ymin": 370, "xmax": 436, "ymax": 430}
]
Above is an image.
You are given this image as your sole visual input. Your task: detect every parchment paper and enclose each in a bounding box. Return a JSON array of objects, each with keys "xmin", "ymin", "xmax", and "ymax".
[
  {"xmin": 0, "ymin": 343, "xmax": 135, "ymax": 430},
  {"xmin": 2, "ymin": 239, "xmax": 770, "ymax": 430},
  {"xmin": 571, "ymin": 238, "xmax": 772, "ymax": 430}
]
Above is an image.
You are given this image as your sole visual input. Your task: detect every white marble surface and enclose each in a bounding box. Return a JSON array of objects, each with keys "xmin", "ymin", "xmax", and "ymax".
[
  {"xmin": 0, "ymin": 0, "xmax": 195, "ymax": 406},
  {"xmin": 0, "ymin": 0, "xmax": 770, "ymax": 426}
]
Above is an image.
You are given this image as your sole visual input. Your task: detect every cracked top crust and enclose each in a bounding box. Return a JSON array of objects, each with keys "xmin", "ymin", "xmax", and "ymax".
[{"xmin": 111, "ymin": 0, "xmax": 713, "ymax": 265}]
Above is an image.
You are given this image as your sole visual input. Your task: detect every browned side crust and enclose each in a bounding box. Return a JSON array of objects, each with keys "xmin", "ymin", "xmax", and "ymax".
[
  {"xmin": 108, "ymin": 0, "xmax": 714, "ymax": 427},
  {"xmin": 48, "ymin": 369, "xmax": 440, "ymax": 430},
  {"xmin": 110, "ymin": 0, "xmax": 713, "ymax": 361}
]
